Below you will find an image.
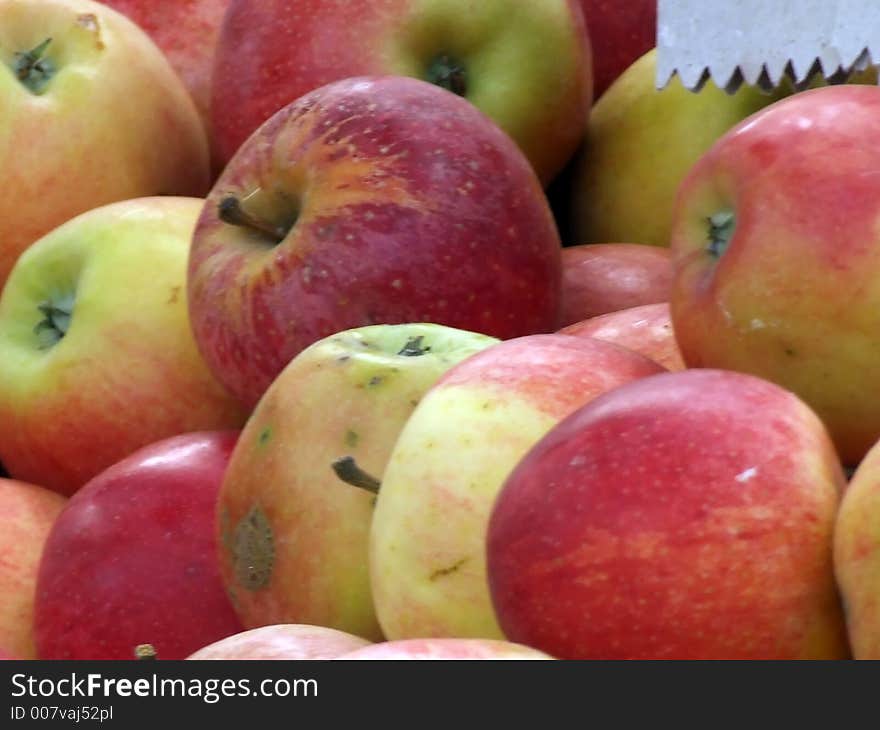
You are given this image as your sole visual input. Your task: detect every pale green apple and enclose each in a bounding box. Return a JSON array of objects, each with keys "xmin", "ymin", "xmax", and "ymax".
[
  {"xmin": 0, "ymin": 197, "xmax": 247, "ymax": 496},
  {"xmin": 369, "ymin": 333, "xmax": 664, "ymax": 640},
  {"xmin": 216, "ymin": 323, "xmax": 498, "ymax": 641}
]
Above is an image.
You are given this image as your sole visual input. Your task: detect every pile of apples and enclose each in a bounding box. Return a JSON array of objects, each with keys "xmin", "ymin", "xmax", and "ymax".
[{"xmin": 2, "ymin": 0, "xmax": 880, "ymax": 662}]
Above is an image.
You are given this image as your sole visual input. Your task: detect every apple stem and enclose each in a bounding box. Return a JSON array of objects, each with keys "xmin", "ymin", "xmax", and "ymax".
[
  {"xmin": 13, "ymin": 38, "xmax": 55, "ymax": 94},
  {"xmin": 707, "ymin": 210, "xmax": 736, "ymax": 258},
  {"xmin": 426, "ymin": 54, "xmax": 467, "ymax": 96},
  {"xmin": 218, "ymin": 196, "xmax": 289, "ymax": 243},
  {"xmin": 398, "ymin": 336, "xmax": 431, "ymax": 356},
  {"xmin": 134, "ymin": 644, "xmax": 157, "ymax": 660},
  {"xmin": 331, "ymin": 456, "xmax": 381, "ymax": 494},
  {"xmin": 33, "ymin": 294, "xmax": 74, "ymax": 350}
]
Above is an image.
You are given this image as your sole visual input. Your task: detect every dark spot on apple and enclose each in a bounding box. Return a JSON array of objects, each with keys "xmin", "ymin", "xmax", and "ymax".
[
  {"xmin": 258, "ymin": 426, "xmax": 272, "ymax": 446},
  {"xmin": 337, "ymin": 355, "xmax": 351, "ymax": 363},
  {"xmin": 426, "ymin": 54, "xmax": 468, "ymax": 97},
  {"xmin": 429, "ymin": 557, "xmax": 468, "ymax": 581},
  {"xmin": 368, "ymin": 375, "xmax": 385, "ymax": 387},
  {"xmin": 166, "ymin": 286, "xmax": 180, "ymax": 304},
  {"xmin": 784, "ymin": 347, "xmax": 796, "ymax": 357},
  {"xmin": 345, "ymin": 429, "xmax": 359, "ymax": 448},
  {"xmin": 231, "ymin": 505, "xmax": 275, "ymax": 592},
  {"xmin": 12, "ymin": 38, "xmax": 56, "ymax": 95}
]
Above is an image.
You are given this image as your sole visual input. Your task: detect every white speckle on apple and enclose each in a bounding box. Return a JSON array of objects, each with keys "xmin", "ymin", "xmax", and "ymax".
[{"xmin": 735, "ymin": 466, "xmax": 759, "ymax": 483}]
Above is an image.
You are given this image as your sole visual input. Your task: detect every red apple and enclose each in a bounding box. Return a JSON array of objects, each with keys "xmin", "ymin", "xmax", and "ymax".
[
  {"xmin": 189, "ymin": 76, "xmax": 563, "ymax": 408},
  {"xmin": 560, "ymin": 302, "xmax": 685, "ymax": 371},
  {"xmin": 670, "ymin": 85, "xmax": 880, "ymax": 466},
  {"xmin": 187, "ymin": 625, "xmax": 371, "ymax": 660},
  {"xmin": 487, "ymin": 369, "xmax": 849, "ymax": 659},
  {"xmin": 336, "ymin": 638, "xmax": 554, "ymax": 660},
  {"xmin": 34, "ymin": 432, "xmax": 243, "ymax": 660},
  {"xmin": 0, "ymin": 479, "xmax": 66, "ymax": 659},
  {"xmin": 98, "ymin": 0, "xmax": 231, "ymax": 130},
  {"xmin": 210, "ymin": 0, "xmax": 592, "ymax": 183},
  {"xmin": 578, "ymin": 0, "xmax": 656, "ymax": 99},
  {"xmin": 559, "ymin": 243, "xmax": 673, "ymax": 326}
]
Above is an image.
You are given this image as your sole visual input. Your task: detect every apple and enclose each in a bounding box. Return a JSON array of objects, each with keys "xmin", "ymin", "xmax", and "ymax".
[
  {"xmin": 0, "ymin": 0, "xmax": 210, "ymax": 289},
  {"xmin": 559, "ymin": 243, "xmax": 673, "ymax": 327},
  {"xmin": 336, "ymin": 638, "xmax": 554, "ymax": 660},
  {"xmin": 0, "ymin": 478, "xmax": 66, "ymax": 659},
  {"xmin": 0, "ymin": 197, "xmax": 247, "ymax": 496},
  {"xmin": 34, "ymin": 431, "xmax": 244, "ymax": 660},
  {"xmin": 187, "ymin": 624, "xmax": 372, "ymax": 660},
  {"xmin": 569, "ymin": 49, "xmax": 879, "ymax": 248},
  {"xmin": 98, "ymin": 0, "xmax": 231, "ymax": 131},
  {"xmin": 217, "ymin": 323, "xmax": 498, "ymax": 640},
  {"xmin": 578, "ymin": 0, "xmax": 656, "ymax": 99},
  {"xmin": 369, "ymin": 333, "xmax": 664, "ymax": 640},
  {"xmin": 189, "ymin": 75, "xmax": 563, "ymax": 409},
  {"xmin": 669, "ymin": 85, "xmax": 880, "ymax": 466},
  {"xmin": 487, "ymin": 369, "xmax": 848, "ymax": 660},
  {"xmin": 210, "ymin": 0, "xmax": 592, "ymax": 184},
  {"xmin": 560, "ymin": 302, "xmax": 685, "ymax": 372}
]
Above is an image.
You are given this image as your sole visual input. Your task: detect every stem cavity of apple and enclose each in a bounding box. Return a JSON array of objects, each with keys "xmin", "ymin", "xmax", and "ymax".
[
  {"xmin": 34, "ymin": 292, "xmax": 75, "ymax": 350},
  {"xmin": 707, "ymin": 210, "xmax": 736, "ymax": 258},
  {"xmin": 426, "ymin": 54, "xmax": 467, "ymax": 97},
  {"xmin": 397, "ymin": 335, "xmax": 431, "ymax": 356},
  {"xmin": 217, "ymin": 195, "xmax": 294, "ymax": 245},
  {"xmin": 331, "ymin": 456, "xmax": 381, "ymax": 494},
  {"xmin": 13, "ymin": 38, "xmax": 56, "ymax": 95}
]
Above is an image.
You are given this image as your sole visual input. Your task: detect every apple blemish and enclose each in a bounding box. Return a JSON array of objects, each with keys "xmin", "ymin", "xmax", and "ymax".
[
  {"xmin": 230, "ymin": 505, "xmax": 275, "ymax": 592},
  {"xmin": 33, "ymin": 292, "xmax": 75, "ymax": 350},
  {"xmin": 12, "ymin": 38, "xmax": 56, "ymax": 95},
  {"xmin": 707, "ymin": 210, "xmax": 736, "ymax": 258}
]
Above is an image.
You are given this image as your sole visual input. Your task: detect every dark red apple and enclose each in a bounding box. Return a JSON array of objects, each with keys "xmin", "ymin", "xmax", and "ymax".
[{"xmin": 34, "ymin": 431, "xmax": 243, "ymax": 660}]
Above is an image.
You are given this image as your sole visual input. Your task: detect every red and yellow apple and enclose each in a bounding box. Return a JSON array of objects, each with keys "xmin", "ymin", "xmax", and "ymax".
[{"xmin": 187, "ymin": 624, "xmax": 371, "ymax": 660}]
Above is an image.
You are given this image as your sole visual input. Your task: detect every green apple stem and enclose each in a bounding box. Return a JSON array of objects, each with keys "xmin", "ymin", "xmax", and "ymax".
[
  {"xmin": 426, "ymin": 54, "xmax": 467, "ymax": 96},
  {"xmin": 218, "ymin": 196, "xmax": 290, "ymax": 244},
  {"xmin": 331, "ymin": 456, "xmax": 381, "ymax": 494},
  {"xmin": 13, "ymin": 38, "xmax": 56, "ymax": 94},
  {"xmin": 33, "ymin": 294, "xmax": 74, "ymax": 350},
  {"xmin": 134, "ymin": 644, "xmax": 157, "ymax": 660},
  {"xmin": 707, "ymin": 210, "xmax": 736, "ymax": 258},
  {"xmin": 397, "ymin": 336, "xmax": 431, "ymax": 356}
]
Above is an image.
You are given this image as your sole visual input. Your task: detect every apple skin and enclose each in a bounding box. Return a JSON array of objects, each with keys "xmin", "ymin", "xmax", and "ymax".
[
  {"xmin": 0, "ymin": 197, "xmax": 247, "ymax": 496},
  {"xmin": 187, "ymin": 624, "xmax": 371, "ymax": 660},
  {"xmin": 669, "ymin": 85, "xmax": 880, "ymax": 467},
  {"xmin": 487, "ymin": 369, "xmax": 848, "ymax": 660},
  {"xmin": 217, "ymin": 323, "xmax": 498, "ymax": 641},
  {"xmin": 335, "ymin": 638, "xmax": 553, "ymax": 660},
  {"xmin": 0, "ymin": 478, "xmax": 66, "ymax": 659},
  {"xmin": 578, "ymin": 0, "xmax": 655, "ymax": 99},
  {"xmin": 559, "ymin": 243, "xmax": 673, "ymax": 327},
  {"xmin": 34, "ymin": 432, "xmax": 244, "ymax": 660},
  {"xmin": 98, "ymin": 0, "xmax": 231, "ymax": 130},
  {"xmin": 189, "ymin": 76, "xmax": 563, "ymax": 409},
  {"xmin": 369, "ymin": 333, "xmax": 664, "ymax": 641},
  {"xmin": 210, "ymin": 0, "xmax": 592, "ymax": 184},
  {"xmin": 560, "ymin": 302, "xmax": 685, "ymax": 372},
  {"xmin": 0, "ymin": 0, "xmax": 210, "ymax": 289}
]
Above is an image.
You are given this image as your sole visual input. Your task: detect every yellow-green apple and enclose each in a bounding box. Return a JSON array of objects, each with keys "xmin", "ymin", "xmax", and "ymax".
[
  {"xmin": 34, "ymin": 431, "xmax": 244, "ymax": 660},
  {"xmin": 187, "ymin": 624, "xmax": 372, "ymax": 660},
  {"xmin": 669, "ymin": 85, "xmax": 880, "ymax": 467},
  {"xmin": 369, "ymin": 334, "xmax": 664, "ymax": 640},
  {"xmin": 189, "ymin": 76, "xmax": 563, "ymax": 409},
  {"xmin": 0, "ymin": 478, "xmax": 66, "ymax": 659},
  {"xmin": 98, "ymin": 0, "xmax": 231, "ymax": 131},
  {"xmin": 0, "ymin": 197, "xmax": 247, "ymax": 496},
  {"xmin": 833, "ymin": 437, "xmax": 880, "ymax": 658},
  {"xmin": 577, "ymin": 0, "xmax": 655, "ymax": 99},
  {"xmin": 560, "ymin": 243, "xmax": 673, "ymax": 326},
  {"xmin": 210, "ymin": 0, "xmax": 592, "ymax": 184},
  {"xmin": 0, "ymin": 0, "xmax": 210, "ymax": 289},
  {"xmin": 560, "ymin": 302, "xmax": 685, "ymax": 372},
  {"xmin": 335, "ymin": 638, "xmax": 554, "ymax": 660},
  {"xmin": 487, "ymin": 369, "xmax": 848, "ymax": 660},
  {"xmin": 217, "ymin": 323, "xmax": 498, "ymax": 641}
]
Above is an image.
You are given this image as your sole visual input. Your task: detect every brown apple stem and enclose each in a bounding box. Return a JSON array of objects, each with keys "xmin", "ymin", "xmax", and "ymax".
[
  {"xmin": 14, "ymin": 38, "xmax": 55, "ymax": 94},
  {"xmin": 134, "ymin": 644, "xmax": 157, "ymax": 660},
  {"xmin": 331, "ymin": 456, "xmax": 381, "ymax": 494},
  {"xmin": 218, "ymin": 196, "xmax": 288, "ymax": 243},
  {"xmin": 426, "ymin": 54, "xmax": 467, "ymax": 96},
  {"xmin": 398, "ymin": 335, "xmax": 431, "ymax": 356}
]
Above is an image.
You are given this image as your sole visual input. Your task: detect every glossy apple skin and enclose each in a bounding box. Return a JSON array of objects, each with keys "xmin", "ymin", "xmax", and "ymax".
[
  {"xmin": 488, "ymin": 369, "xmax": 848, "ymax": 660},
  {"xmin": 0, "ymin": 0, "xmax": 209, "ymax": 288},
  {"xmin": 0, "ymin": 197, "xmax": 247, "ymax": 496},
  {"xmin": 670, "ymin": 85, "xmax": 880, "ymax": 467},
  {"xmin": 560, "ymin": 302, "xmax": 685, "ymax": 372},
  {"xmin": 370, "ymin": 334, "xmax": 664, "ymax": 640},
  {"xmin": 190, "ymin": 76, "xmax": 563, "ymax": 409},
  {"xmin": 99, "ymin": 0, "xmax": 230, "ymax": 129},
  {"xmin": 0, "ymin": 479, "xmax": 66, "ymax": 659},
  {"xmin": 336, "ymin": 638, "xmax": 553, "ymax": 660},
  {"xmin": 211, "ymin": 0, "xmax": 591, "ymax": 183},
  {"xmin": 559, "ymin": 243, "xmax": 672, "ymax": 326},
  {"xmin": 187, "ymin": 624, "xmax": 371, "ymax": 660},
  {"xmin": 578, "ymin": 0, "xmax": 655, "ymax": 99},
  {"xmin": 34, "ymin": 432, "xmax": 243, "ymax": 660}
]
